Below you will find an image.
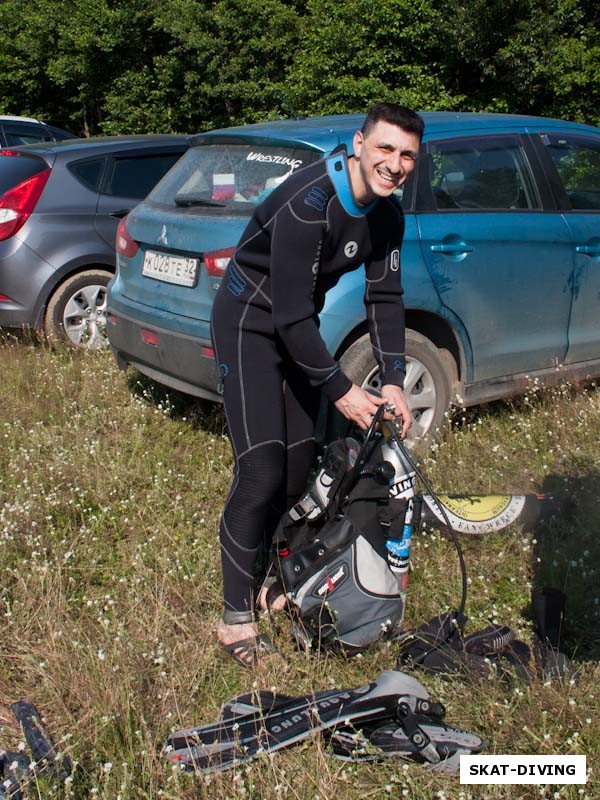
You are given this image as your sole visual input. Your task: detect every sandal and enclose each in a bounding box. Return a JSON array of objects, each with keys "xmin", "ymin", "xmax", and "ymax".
[{"xmin": 220, "ymin": 633, "xmax": 275, "ymax": 669}]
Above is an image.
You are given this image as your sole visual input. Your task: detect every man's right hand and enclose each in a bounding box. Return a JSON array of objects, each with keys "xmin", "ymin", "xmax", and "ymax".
[{"xmin": 333, "ymin": 384, "xmax": 387, "ymax": 430}]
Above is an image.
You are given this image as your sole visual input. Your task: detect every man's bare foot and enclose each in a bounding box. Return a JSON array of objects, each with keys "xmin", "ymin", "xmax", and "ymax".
[
  {"xmin": 217, "ymin": 620, "xmax": 271, "ymax": 669},
  {"xmin": 217, "ymin": 620, "xmax": 258, "ymax": 646}
]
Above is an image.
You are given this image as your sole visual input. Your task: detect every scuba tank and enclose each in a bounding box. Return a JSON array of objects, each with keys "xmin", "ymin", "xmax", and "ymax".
[
  {"xmin": 379, "ymin": 421, "xmax": 417, "ymax": 598},
  {"xmin": 380, "ymin": 432, "xmax": 416, "ymax": 501}
]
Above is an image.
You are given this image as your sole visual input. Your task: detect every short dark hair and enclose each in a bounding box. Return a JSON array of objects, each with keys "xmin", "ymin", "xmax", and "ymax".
[{"xmin": 361, "ymin": 103, "xmax": 424, "ymax": 140}]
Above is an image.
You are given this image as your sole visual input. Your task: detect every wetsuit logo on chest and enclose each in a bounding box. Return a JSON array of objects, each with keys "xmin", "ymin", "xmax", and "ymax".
[
  {"xmin": 391, "ymin": 249, "xmax": 400, "ymax": 271},
  {"xmin": 344, "ymin": 241, "xmax": 358, "ymax": 259},
  {"xmin": 304, "ymin": 186, "xmax": 328, "ymax": 211}
]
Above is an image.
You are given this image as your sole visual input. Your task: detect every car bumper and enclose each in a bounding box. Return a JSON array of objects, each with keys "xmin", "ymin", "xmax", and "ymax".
[
  {"xmin": 106, "ymin": 307, "xmax": 221, "ymax": 402},
  {"xmin": 0, "ymin": 236, "xmax": 54, "ymax": 327}
]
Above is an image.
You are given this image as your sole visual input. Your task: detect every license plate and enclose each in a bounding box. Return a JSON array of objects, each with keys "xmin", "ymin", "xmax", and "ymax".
[{"xmin": 142, "ymin": 250, "xmax": 199, "ymax": 287}]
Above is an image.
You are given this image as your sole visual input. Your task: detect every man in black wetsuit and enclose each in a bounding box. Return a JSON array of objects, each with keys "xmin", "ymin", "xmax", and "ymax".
[{"xmin": 211, "ymin": 103, "xmax": 423, "ymax": 667}]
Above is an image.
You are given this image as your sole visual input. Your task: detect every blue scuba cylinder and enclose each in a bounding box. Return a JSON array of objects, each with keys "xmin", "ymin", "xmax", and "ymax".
[
  {"xmin": 380, "ymin": 425, "xmax": 417, "ymax": 594},
  {"xmin": 385, "ymin": 513, "xmax": 413, "ymax": 594}
]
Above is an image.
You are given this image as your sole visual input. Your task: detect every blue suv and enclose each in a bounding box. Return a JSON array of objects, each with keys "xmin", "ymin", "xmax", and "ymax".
[{"xmin": 106, "ymin": 113, "xmax": 600, "ymax": 440}]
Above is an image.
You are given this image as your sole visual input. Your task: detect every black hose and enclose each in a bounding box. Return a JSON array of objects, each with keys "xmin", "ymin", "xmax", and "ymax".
[{"xmin": 332, "ymin": 404, "xmax": 386, "ymax": 514}]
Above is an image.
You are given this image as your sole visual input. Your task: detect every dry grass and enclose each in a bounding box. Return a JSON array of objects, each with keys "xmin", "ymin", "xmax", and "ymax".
[{"xmin": 0, "ymin": 333, "xmax": 597, "ymax": 799}]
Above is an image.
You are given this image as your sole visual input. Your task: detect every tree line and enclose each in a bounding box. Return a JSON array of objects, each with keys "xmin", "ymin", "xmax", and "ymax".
[{"xmin": 1, "ymin": 0, "xmax": 599, "ymax": 136}]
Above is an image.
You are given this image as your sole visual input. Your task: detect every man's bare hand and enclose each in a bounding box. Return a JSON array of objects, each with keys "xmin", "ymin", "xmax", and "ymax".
[
  {"xmin": 334, "ymin": 384, "xmax": 386, "ymax": 430},
  {"xmin": 381, "ymin": 384, "xmax": 412, "ymax": 438}
]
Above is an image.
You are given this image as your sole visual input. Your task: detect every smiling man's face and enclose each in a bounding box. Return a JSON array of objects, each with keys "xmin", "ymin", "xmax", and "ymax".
[{"xmin": 349, "ymin": 120, "xmax": 420, "ymax": 205}]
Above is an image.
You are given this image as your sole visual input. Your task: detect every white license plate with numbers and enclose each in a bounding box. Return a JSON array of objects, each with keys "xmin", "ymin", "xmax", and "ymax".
[{"xmin": 142, "ymin": 250, "xmax": 199, "ymax": 287}]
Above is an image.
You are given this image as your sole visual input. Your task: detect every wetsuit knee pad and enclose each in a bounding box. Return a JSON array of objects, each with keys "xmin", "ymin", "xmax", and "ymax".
[{"xmin": 222, "ymin": 442, "xmax": 286, "ymax": 553}]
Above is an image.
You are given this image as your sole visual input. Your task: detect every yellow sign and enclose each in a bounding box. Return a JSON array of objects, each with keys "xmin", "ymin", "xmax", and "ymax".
[
  {"xmin": 424, "ymin": 494, "xmax": 527, "ymax": 533},
  {"xmin": 436, "ymin": 495, "xmax": 513, "ymax": 522}
]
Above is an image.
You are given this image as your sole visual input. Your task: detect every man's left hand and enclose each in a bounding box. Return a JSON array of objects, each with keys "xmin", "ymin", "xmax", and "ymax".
[{"xmin": 380, "ymin": 384, "xmax": 412, "ymax": 439}]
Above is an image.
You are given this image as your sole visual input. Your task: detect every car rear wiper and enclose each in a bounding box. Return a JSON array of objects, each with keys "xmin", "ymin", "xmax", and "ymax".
[{"xmin": 174, "ymin": 195, "xmax": 227, "ymax": 207}]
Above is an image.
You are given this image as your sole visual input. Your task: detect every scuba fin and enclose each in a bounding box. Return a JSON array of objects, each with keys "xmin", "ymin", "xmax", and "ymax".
[
  {"xmin": 164, "ymin": 671, "xmax": 484, "ymax": 775},
  {"xmin": 396, "ymin": 612, "xmax": 534, "ymax": 682},
  {"xmin": 222, "ymin": 690, "xmax": 484, "ymax": 773},
  {"xmin": 10, "ymin": 702, "xmax": 71, "ymax": 783},
  {"xmin": 1, "ymin": 702, "xmax": 71, "ymax": 799},
  {"xmin": 0, "ymin": 751, "xmax": 25, "ymax": 800},
  {"xmin": 328, "ymin": 715, "xmax": 484, "ymax": 774},
  {"xmin": 165, "ymin": 671, "xmax": 418, "ymax": 772}
]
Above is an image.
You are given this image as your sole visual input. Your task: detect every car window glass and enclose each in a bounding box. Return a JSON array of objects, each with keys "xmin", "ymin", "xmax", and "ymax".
[
  {"xmin": 0, "ymin": 153, "xmax": 47, "ymax": 195},
  {"xmin": 2, "ymin": 123, "xmax": 52, "ymax": 146},
  {"xmin": 541, "ymin": 134, "xmax": 600, "ymax": 210},
  {"xmin": 104, "ymin": 153, "xmax": 184, "ymax": 199},
  {"xmin": 68, "ymin": 157, "xmax": 105, "ymax": 192},
  {"xmin": 393, "ymin": 171, "xmax": 414, "ymax": 211},
  {"xmin": 148, "ymin": 143, "xmax": 321, "ymax": 212},
  {"xmin": 45, "ymin": 124, "xmax": 76, "ymax": 141},
  {"xmin": 426, "ymin": 137, "xmax": 539, "ymax": 211}
]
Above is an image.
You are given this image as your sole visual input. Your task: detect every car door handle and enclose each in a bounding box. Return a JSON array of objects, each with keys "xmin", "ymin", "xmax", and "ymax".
[
  {"xmin": 109, "ymin": 209, "xmax": 132, "ymax": 219},
  {"xmin": 575, "ymin": 244, "xmax": 600, "ymax": 256},
  {"xmin": 430, "ymin": 243, "xmax": 473, "ymax": 255}
]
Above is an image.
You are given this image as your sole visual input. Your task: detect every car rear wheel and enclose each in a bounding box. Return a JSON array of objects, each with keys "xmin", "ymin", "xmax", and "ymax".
[
  {"xmin": 338, "ymin": 329, "xmax": 453, "ymax": 443},
  {"xmin": 44, "ymin": 269, "xmax": 112, "ymax": 351}
]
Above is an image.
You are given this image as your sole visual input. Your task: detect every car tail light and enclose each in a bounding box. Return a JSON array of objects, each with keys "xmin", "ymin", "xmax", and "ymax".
[
  {"xmin": 116, "ymin": 217, "xmax": 139, "ymax": 258},
  {"xmin": 0, "ymin": 149, "xmax": 20, "ymax": 157},
  {"xmin": 0, "ymin": 168, "xmax": 51, "ymax": 241},
  {"xmin": 204, "ymin": 246, "xmax": 234, "ymax": 277},
  {"xmin": 141, "ymin": 329, "xmax": 159, "ymax": 346}
]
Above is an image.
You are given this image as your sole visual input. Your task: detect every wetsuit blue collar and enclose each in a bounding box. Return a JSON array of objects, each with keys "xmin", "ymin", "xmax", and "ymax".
[{"xmin": 326, "ymin": 146, "xmax": 378, "ymax": 217}]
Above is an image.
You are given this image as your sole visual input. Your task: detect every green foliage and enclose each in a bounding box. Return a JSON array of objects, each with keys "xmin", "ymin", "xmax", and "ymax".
[
  {"xmin": 0, "ymin": 2, "xmax": 65, "ymax": 123},
  {"xmin": 441, "ymin": 0, "xmax": 600, "ymax": 125},
  {"xmin": 205, "ymin": 0, "xmax": 302, "ymax": 125},
  {"xmin": 0, "ymin": 0, "xmax": 599, "ymax": 134},
  {"xmin": 48, "ymin": 0, "xmax": 166, "ymax": 134},
  {"xmin": 496, "ymin": 0, "xmax": 600, "ymax": 126},
  {"xmin": 288, "ymin": 0, "xmax": 462, "ymax": 114}
]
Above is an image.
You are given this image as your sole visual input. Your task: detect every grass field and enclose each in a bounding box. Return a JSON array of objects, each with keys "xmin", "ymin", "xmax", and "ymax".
[{"xmin": 0, "ymin": 334, "xmax": 597, "ymax": 799}]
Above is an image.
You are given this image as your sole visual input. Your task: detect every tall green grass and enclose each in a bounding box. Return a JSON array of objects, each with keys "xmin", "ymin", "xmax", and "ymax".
[{"xmin": 0, "ymin": 334, "xmax": 597, "ymax": 799}]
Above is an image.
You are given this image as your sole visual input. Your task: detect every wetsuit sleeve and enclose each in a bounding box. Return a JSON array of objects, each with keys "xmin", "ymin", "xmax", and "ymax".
[
  {"xmin": 270, "ymin": 201, "xmax": 352, "ymax": 402},
  {"xmin": 364, "ymin": 203, "xmax": 406, "ymax": 389}
]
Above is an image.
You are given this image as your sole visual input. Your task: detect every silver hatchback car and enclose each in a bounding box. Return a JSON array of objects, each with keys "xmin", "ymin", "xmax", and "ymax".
[{"xmin": 0, "ymin": 135, "xmax": 189, "ymax": 349}]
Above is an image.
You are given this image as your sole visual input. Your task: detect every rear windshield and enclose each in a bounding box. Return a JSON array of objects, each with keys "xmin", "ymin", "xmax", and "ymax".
[
  {"xmin": 147, "ymin": 142, "xmax": 321, "ymax": 213},
  {"xmin": 0, "ymin": 152, "xmax": 48, "ymax": 195},
  {"xmin": 1, "ymin": 122, "xmax": 52, "ymax": 146}
]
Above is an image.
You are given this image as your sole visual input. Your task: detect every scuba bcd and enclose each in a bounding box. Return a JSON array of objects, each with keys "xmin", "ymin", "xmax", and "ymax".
[{"xmin": 270, "ymin": 404, "xmax": 468, "ymax": 654}]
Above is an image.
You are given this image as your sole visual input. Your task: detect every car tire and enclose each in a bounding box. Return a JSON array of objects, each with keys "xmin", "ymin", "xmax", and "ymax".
[
  {"xmin": 338, "ymin": 329, "xmax": 452, "ymax": 443},
  {"xmin": 44, "ymin": 269, "xmax": 112, "ymax": 351}
]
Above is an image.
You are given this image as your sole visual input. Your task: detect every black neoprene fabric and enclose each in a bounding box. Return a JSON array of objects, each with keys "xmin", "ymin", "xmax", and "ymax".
[{"xmin": 211, "ymin": 146, "xmax": 406, "ymax": 617}]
